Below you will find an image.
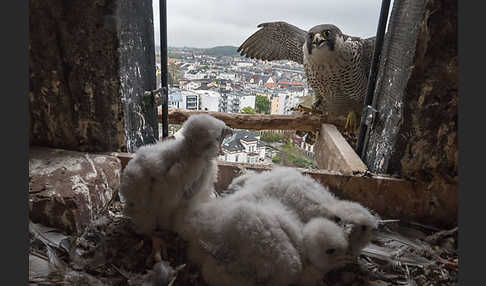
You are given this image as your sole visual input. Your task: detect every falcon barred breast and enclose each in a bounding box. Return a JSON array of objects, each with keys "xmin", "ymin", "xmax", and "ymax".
[{"xmin": 238, "ymin": 21, "xmax": 375, "ymax": 137}]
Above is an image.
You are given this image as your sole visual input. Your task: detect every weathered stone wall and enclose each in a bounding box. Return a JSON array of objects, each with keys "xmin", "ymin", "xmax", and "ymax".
[
  {"xmin": 365, "ymin": 0, "xmax": 458, "ymax": 186},
  {"xmin": 119, "ymin": 0, "xmax": 158, "ymax": 152},
  {"xmin": 29, "ymin": 0, "xmax": 125, "ymax": 152},
  {"xmin": 397, "ymin": 0, "xmax": 458, "ymax": 184},
  {"xmin": 29, "ymin": 0, "xmax": 158, "ymax": 152},
  {"xmin": 29, "ymin": 147, "xmax": 121, "ymax": 234}
]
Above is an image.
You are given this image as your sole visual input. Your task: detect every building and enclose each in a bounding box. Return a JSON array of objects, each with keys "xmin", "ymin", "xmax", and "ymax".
[
  {"xmin": 218, "ymin": 91, "xmax": 255, "ymax": 113},
  {"xmin": 194, "ymin": 89, "xmax": 220, "ymax": 111},
  {"xmin": 184, "ymin": 69, "xmax": 208, "ymax": 80},
  {"xmin": 271, "ymin": 96, "xmax": 281, "ymax": 114},
  {"xmin": 217, "ymin": 72, "xmax": 237, "ymax": 81},
  {"xmin": 167, "ymin": 88, "xmax": 183, "ymax": 108},
  {"xmin": 239, "ymin": 94, "xmax": 256, "ymax": 111},
  {"xmin": 264, "ymin": 76, "xmax": 277, "ymax": 89},
  {"xmin": 300, "ymin": 135, "xmax": 315, "ymax": 156},
  {"xmin": 235, "ymin": 61, "xmax": 253, "ymax": 68},
  {"xmin": 278, "ymin": 89, "xmax": 306, "ymax": 114},
  {"xmin": 184, "ymin": 93, "xmax": 199, "ymax": 110},
  {"xmin": 174, "ymin": 90, "xmax": 199, "ymax": 110},
  {"xmin": 219, "ymin": 129, "xmax": 266, "ymax": 164}
]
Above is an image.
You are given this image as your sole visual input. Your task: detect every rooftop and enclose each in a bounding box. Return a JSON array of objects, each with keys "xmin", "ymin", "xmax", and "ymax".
[{"xmin": 222, "ymin": 129, "xmax": 265, "ymax": 152}]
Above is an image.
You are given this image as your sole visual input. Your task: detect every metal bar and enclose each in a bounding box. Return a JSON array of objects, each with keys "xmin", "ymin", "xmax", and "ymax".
[
  {"xmin": 159, "ymin": 0, "xmax": 169, "ymax": 138},
  {"xmin": 356, "ymin": 0, "xmax": 392, "ymax": 158}
]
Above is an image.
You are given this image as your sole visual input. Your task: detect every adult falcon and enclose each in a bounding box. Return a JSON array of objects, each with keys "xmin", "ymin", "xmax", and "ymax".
[{"xmin": 238, "ymin": 21, "xmax": 375, "ymax": 141}]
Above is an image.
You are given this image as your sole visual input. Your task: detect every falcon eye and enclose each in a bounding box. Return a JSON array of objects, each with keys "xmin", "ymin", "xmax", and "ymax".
[
  {"xmin": 324, "ymin": 30, "xmax": 331, "ymax": 37},
  {"xmin": 326, "ymin": 248, "xmax": 336, "ymax": 255},
  {"xmin": 333, "ymin": 216, "xmax": 342, "ymax": 223}
]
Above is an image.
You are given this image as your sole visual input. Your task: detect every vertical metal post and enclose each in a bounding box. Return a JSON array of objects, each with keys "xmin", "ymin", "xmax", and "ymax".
[
  {"xmin": 159, "ymin": 0, "xmax": 169, "ymax": 138},
  {"xmin": 356, "ymin": 0, "xmax": 391, "ymax": 158}
]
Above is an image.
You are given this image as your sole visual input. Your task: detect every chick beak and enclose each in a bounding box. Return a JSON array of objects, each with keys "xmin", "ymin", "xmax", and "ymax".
[
  {"xmin": 340, "ymin": 254, "xmax": 357, "ymax": 265},
  {"xmin": 343, "ymin": 223, "xmax": 354, "ymax": 236},
  {"xmin": 313, "ymin": 33, "xmax": 326, "ymax": 47}
]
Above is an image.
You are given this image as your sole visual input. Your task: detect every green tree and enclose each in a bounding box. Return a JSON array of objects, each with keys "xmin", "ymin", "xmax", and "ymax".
[
  {"xmin": 240, "ymin": 106, "xmax": 257, "ymax": 114},
  {"xmin": 255, "ymin": 95, "xmax": 270, "ymax": 114},
  {"xmin": 261, "ymin": 132, "xmax": 284, "ymax": 143},
  {"xmin": 278, "ymin": 140, "xmax": 316, "ymax": 168}
]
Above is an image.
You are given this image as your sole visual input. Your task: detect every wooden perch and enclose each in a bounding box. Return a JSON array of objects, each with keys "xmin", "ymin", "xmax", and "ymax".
[
  {"xmin": 159, "ymin": 109, "xmax": 346, "ymax": 131},
  {"xmin": 315, "ymin": 124, "xmax": 367, "ymax": 174}
]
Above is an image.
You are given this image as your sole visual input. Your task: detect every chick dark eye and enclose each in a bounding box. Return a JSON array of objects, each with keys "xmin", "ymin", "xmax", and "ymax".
[
  {"xmin": 326, "ymin": 248, "xmax": 336, "ymax": 255},
  {"xmin": 324, "ymin": 30, "xmax": 331, "ymax": 37},
  {"xmin": 361, "ymin": 225, "xmax": 368, "ymax": 231},
  {"xmin": 333, "ymin": 216, "xmax": 341, "ymax": 223}
]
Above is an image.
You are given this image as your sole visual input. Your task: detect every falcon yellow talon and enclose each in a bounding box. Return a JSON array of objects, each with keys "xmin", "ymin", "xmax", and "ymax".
[
  {"xmin": 345, "ymin": 111, "xmax": 358, "ymax": 133},
  {"xmin": 292, "ymin": 104, "xmax": 321, "ymax": 115}
]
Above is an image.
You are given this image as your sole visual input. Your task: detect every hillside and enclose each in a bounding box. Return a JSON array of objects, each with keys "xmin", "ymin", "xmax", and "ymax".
[
  {"xmin": 202, "ymin": 45, "xmax": 239, "ymax": 57},
  {"xmin": 160, "ymin": 45, "xmax": 241, "ymax": 57}
]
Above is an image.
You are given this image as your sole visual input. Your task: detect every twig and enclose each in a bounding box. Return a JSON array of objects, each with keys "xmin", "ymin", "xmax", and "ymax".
[{"xmin": 110, "ymin": 264, "xmax": 130, "ymax": 280}]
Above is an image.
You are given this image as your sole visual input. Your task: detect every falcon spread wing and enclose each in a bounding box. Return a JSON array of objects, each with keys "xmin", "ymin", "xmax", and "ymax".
[
  {"xmin": 360, "ymin": 36, "xmax": 376, "ymax": 81},
  {"xmin": 237, "ymin": 21, "xmax": 307, "ymax": 64}
]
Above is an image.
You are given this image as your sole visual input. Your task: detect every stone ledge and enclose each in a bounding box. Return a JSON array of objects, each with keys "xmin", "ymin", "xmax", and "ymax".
[{"xmin": 29, "ymin": 146, "xmax": 122, "ymax": 234}]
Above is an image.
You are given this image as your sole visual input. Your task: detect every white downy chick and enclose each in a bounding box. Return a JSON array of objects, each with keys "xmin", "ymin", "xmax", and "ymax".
[
  {"xmin": 187, "ymin": 197, "xmax": 352, "ymax": 286},
  {"xmin": 188, "ymin": 198, "xmax": 304, "ymax": 286},
  {"xmin": 299, "ymin": 217, "xmax": 353, "ymax": 286},
  {"xmin": 225, "ymin": 166, "xmax": 340, "ymax": 223},
  {"xmin": 220, "ymin": 169, "xmax": 258, "ymax": 196},
  {"xmin": 119, "ymin": 114, "xmax": 232, "ymax": 260},
  {"xmin": 329, "ymin": 200, "xmax": 379, "ymax": 256},
  {"xmin": 225, "ymin": 166, "xmax": 379, "ymax": 257}
]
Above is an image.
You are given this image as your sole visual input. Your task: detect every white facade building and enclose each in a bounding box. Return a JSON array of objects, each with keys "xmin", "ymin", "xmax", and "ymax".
[
  {"xmin": 217, "ymin": 72, "xmax": 237, "ymax": 81},
  {"xmin": 219, "ymin": 92, "xmax": 256, "ymax": 113},
  {"xmin": 183, "ymin": 81, "xmax": 201, "ymax": 90},
  {"xmin": 194, "ymin": 90, "xmax": 220, "ymax": 112},
  {"xmin": 235, "ymin": 61, "xmax": 253, "ymax": 68},
  {"xmin": 239, "ymin": 95, "xmax": 256, "ymax": 111},
  {"xmin": 184, "ymin": 71, "xmax": 207, "ymax": 80},
  {"xmin": 219, "ymin": 130, "xmax": 266, "ymax": 164},
  {"xmin": 278, "ymin": 89, "xmax": 306, "ymax": 114},
  {"xmin": 167, "ymin": 88, "xmax": 183, "ymax": 109}
]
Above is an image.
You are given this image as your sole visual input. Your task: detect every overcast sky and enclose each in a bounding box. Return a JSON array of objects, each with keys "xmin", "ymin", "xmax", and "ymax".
[{"xmin": 152, "ymin": 0, "xmax": 391, "ymax": 49}]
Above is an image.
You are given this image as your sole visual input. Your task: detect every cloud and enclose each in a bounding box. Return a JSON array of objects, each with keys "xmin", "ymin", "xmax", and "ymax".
[{"xmin": 153, "ymin": 0, "xmax": 388, "ymax": 48}]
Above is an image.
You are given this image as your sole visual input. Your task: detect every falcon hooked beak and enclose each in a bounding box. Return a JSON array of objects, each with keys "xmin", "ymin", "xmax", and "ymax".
[
  {"xmin": 313, "ymin": 33, "xmax": 327, "ymax": 48},
  {"xmin": 306, "ymin": 31, "xmax": 335, "ymax": 55}
]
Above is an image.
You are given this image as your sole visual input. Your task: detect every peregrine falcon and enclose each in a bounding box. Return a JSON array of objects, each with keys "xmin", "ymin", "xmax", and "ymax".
[{"xmin": 238, "ymin": 22, "xmax": 375, "ymax": 143}]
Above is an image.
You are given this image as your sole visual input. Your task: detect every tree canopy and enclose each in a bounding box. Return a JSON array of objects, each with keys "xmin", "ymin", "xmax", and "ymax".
[
  {"xmin": 255, "ymin": 95, "xmax": 270, "ymax": 114},
  {"xmin": 240, "ymin": 106, "xmax": 257, "ymax": 114}
]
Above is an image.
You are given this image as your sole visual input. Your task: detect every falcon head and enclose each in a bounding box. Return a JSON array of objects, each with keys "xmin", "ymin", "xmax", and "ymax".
[{"xmin": 305, "ymin": 24, "xmax": 343, "ymax": 56}]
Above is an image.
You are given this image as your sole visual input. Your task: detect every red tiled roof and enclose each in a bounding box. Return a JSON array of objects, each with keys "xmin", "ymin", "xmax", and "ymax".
[
  {"xmin": 278, "ymin": 81, "xmax": 303, "ymax": 86},
  {"xmin": 265, "ymin": 82, "xmax": 277, "ymax": 89}
]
